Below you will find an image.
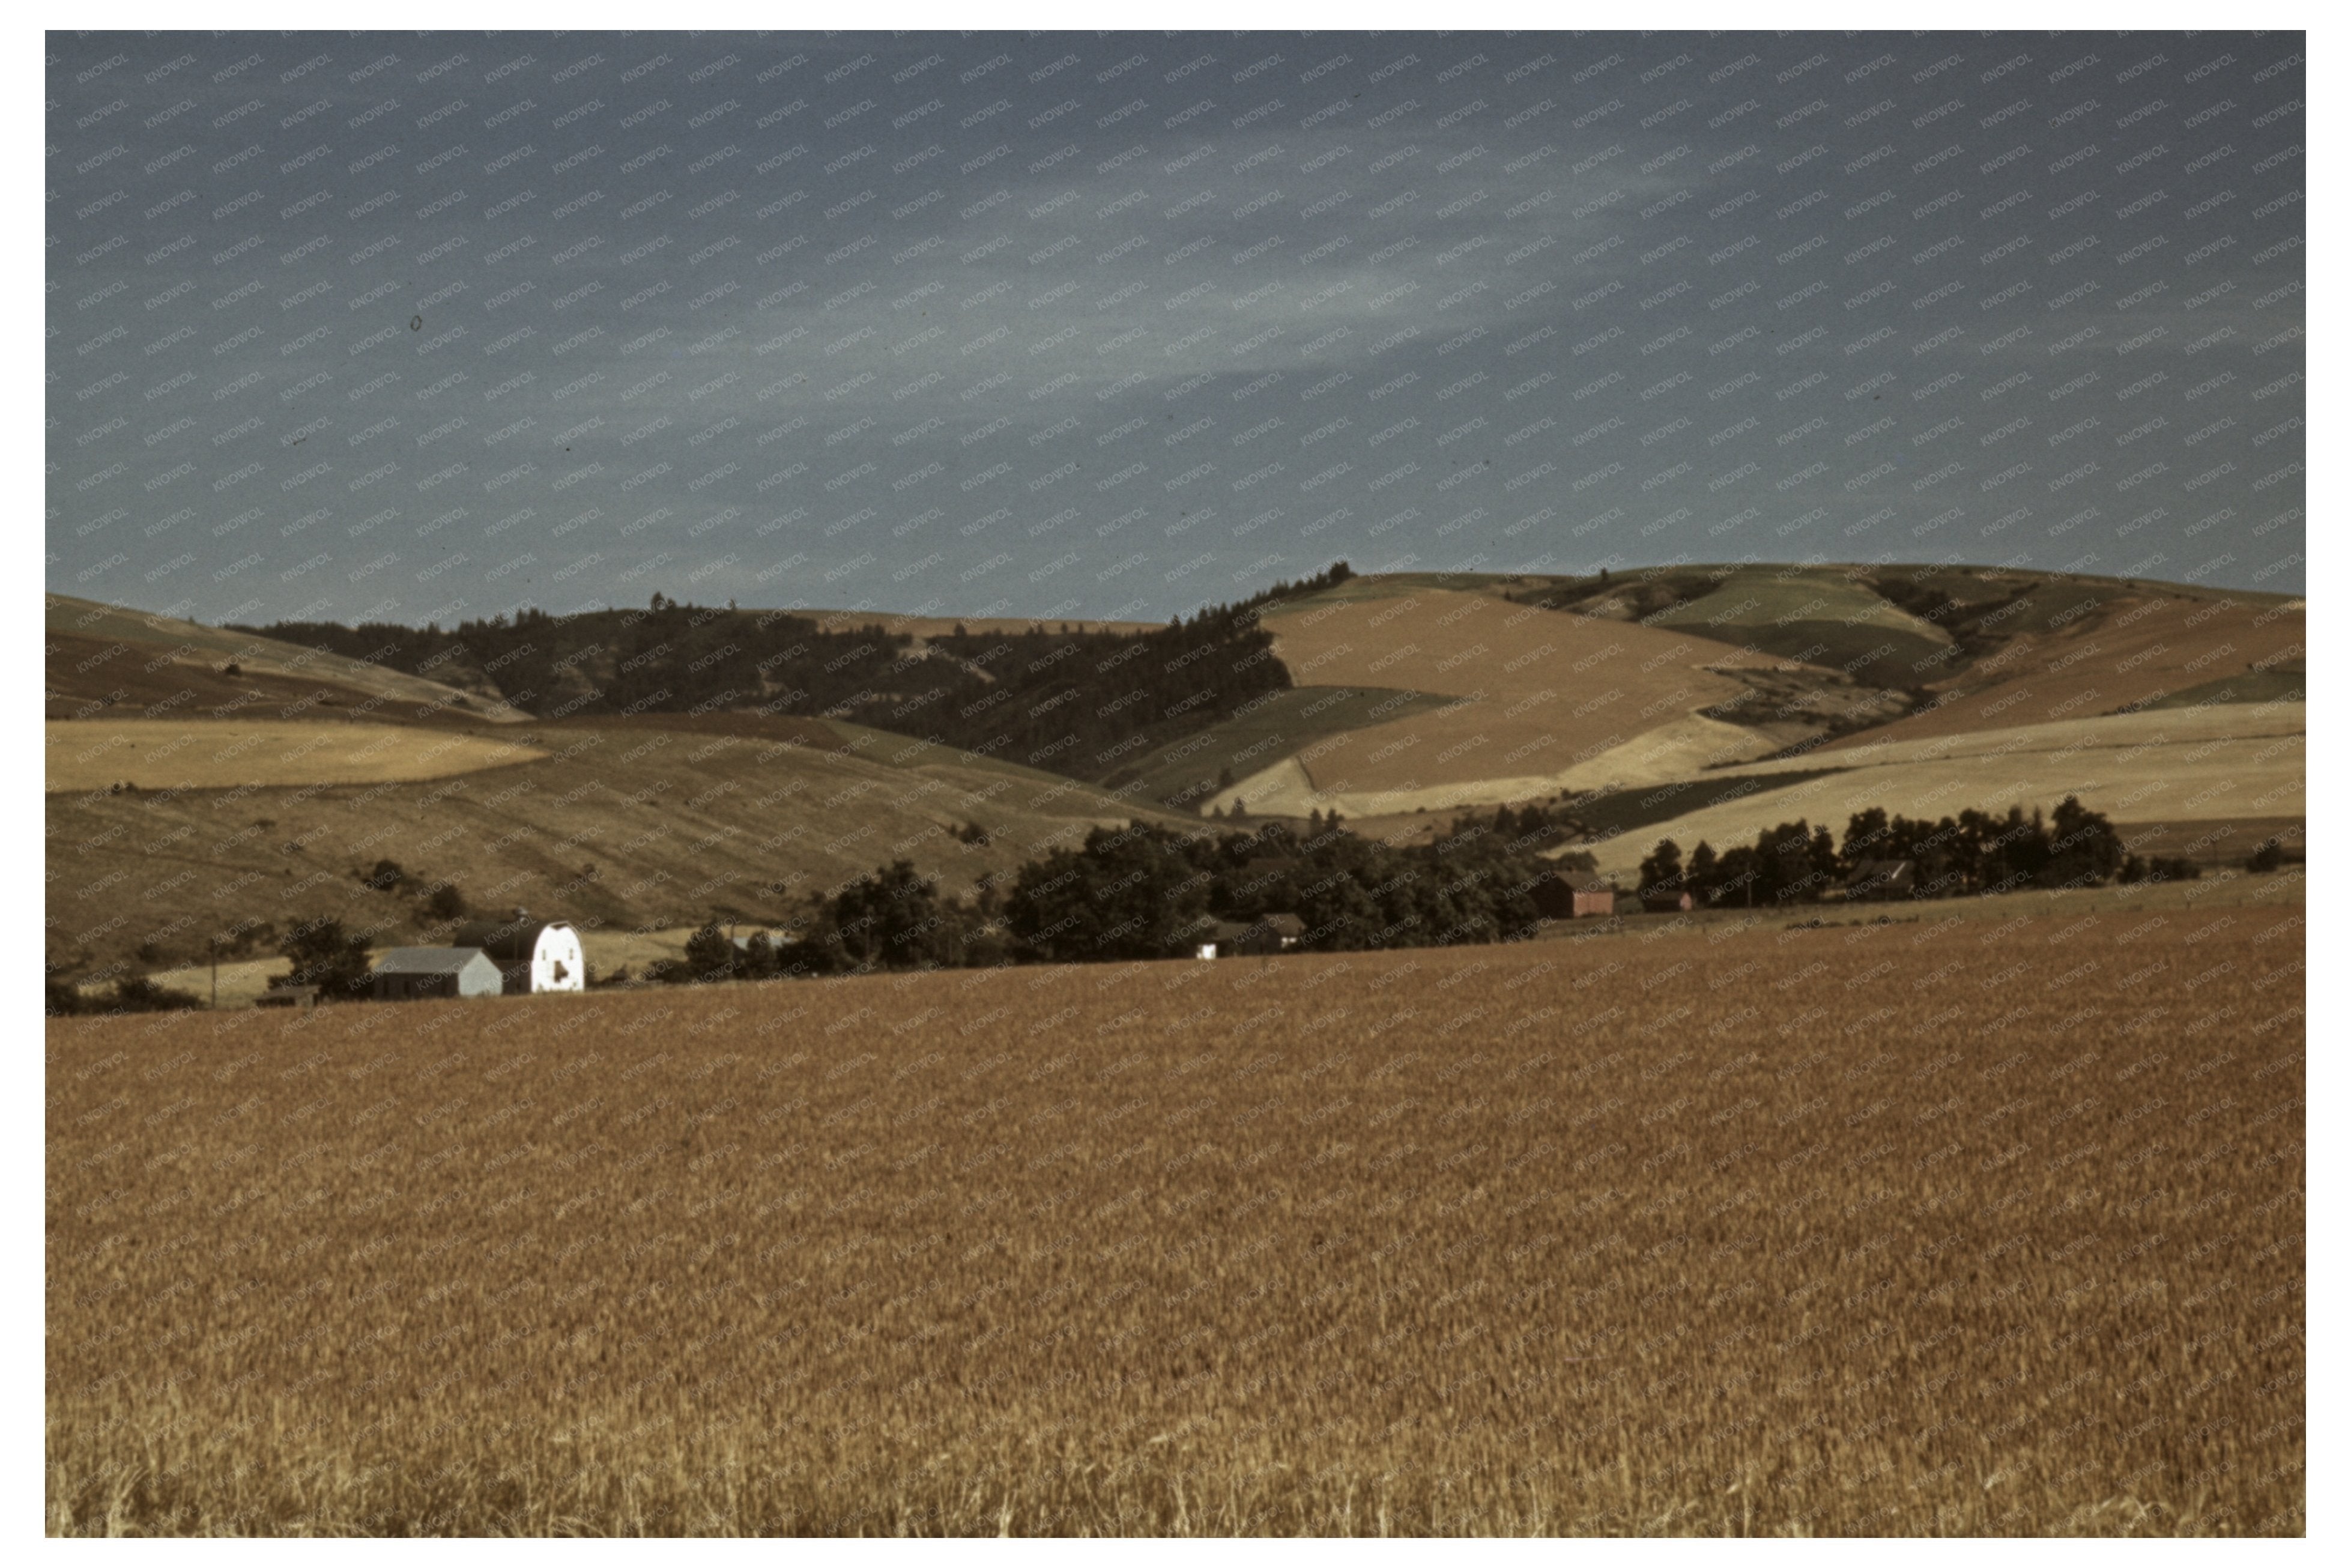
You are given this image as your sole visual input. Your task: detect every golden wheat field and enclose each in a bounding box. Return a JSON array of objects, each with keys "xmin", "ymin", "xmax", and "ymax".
[{"xmin": 47, "ymin": 907, "xmax": 2303, "ymax": 1536}]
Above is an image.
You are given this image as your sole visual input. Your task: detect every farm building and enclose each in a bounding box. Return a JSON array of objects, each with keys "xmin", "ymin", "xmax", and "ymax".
[
  {"xmin": 452, "ymin": 915, "xmax": 587, "ymax": 994},
  {"xmin": 255, "ymin": 979, "xmax": 318, "ymax": 1010},
  {"xmin": 1640, "ymin": 888, "xmax": 1696, "ymax": 914},
  {"xmin": 370, "ymin": 948, "xmax": 504, "ymax": 1002},
  {"xmin": 1842, "ymin": 859, "xmax": 1917, "ymax": 901},
  {"xmin": 1193, "ymin": 920, "xmax": 1250, "ymax": 960},
  {"xmin": 1532, "ymin": 871, "xmax": 1618, "ymax": 919},
  {"xmin": 1256, "ymin": 912, "xmax": 1307, "ymax": 950},
  {"xmin": 1191, "ymin": 913, "xmax": 1308, "ymax": 958}
]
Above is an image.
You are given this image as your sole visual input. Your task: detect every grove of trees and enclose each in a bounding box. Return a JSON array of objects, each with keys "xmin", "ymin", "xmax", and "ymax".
[
  {"xmin": 641, "ymin": 799, "xmax": 1576, "ymax": 986},
  {"xmin": 1634, "ymin": 794, "xmax": 2190, "ymax": 908}
]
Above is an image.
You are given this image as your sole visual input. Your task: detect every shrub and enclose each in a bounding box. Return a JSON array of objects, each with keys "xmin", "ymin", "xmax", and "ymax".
[
  {"xmin": 108, "ymin": 976, "xmax": 203, "ymax": 1013},
  {"xmin": 682, "ymin": 921, "xmax": 740, "ymax": 983},
  {"xmin": 45, "ymin": 976, "xmax": 84, "ymax": 1017}
]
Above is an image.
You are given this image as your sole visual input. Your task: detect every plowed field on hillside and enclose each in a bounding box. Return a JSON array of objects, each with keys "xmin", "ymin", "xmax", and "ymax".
[
  {"xmin": 49, "ymin": 911, "xmax": 2302, "ymax": 1535},
  {"xmin": 1242, "ymin": 591, "xmax": 1797, "ymax": 813},
  {"xmin": 1818, "ymin": 593, "xmax": 2304, "ymax": 754}
]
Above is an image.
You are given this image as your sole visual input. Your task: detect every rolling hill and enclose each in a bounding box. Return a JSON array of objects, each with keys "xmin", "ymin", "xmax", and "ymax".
[
  {"xmin": 43, "ymin": 561, "xmax": 2304, "ymax": 979},
  {"xmin": 1198, "ymin": 565, "xmax": 2301, "ymax": 847},
  {"xmin": 1568, "ymin": 701, "xmax": 2307, "ymax": 882},
  {"xmin": 46, "ymin": 707, "xmax": 1193, "ymax": 981},
  {"xmin": 46, "ymin": 593, "xmax": 520, "ymax": 722}
]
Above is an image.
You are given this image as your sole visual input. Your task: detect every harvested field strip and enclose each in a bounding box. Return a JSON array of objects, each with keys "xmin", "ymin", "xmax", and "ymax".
[
  {"xmin": 1256, "ymin": 710, "xmax": 1788, "ymax": 821},
  {"xmin": 49, "ymin": 914, "xmax": 2302, "ymax": 1535},
  {"xmin": 47, "ymin": 631, "xmax": 387, "ymax": 722},
  {"xmin": 44, "ymin": 720, "xmax": 545, "ymax": 795},
  {"xmin": 1583, "ymin": 708, "xmax": 2305, "ymax": 880},
  {"xmin": 2125, "ymin": 674, "xmax": 2305, "ymax": 713},
  {"xmin": 1114, "ymin": 686, "xmax": 1453, "ymax": 811},
  {"xmin": 1630, "ymin": 574, "xmax": 1948, "ymax": 676},
  {"xmin": 1785, "ymin": 704, "xmax": 2304, "ymax": 775}
]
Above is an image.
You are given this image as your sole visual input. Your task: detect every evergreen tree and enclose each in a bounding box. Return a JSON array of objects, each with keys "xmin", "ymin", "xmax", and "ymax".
[
  {"xmin": 1841, "ymin": 807, "xmax": 1890, "ymax": 868},
  {"xmin": 280, "ymin": 917, "xmax": 374, "ymax": 1002},
  {"xmin": 1686, "ymin": 841, "xmax": 1720, "ymax": 901}
]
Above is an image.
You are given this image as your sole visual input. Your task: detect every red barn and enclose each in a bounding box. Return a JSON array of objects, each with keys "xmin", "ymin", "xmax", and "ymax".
[{"xmin": 1532, "ymin": 871, "xmax": 1618, "ymax": 919}]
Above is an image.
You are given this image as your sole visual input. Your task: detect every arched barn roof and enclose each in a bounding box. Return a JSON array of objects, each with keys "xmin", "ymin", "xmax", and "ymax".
[{"xmin": 452, "ymin": 916, "xmax": 572, "ymax": 963}]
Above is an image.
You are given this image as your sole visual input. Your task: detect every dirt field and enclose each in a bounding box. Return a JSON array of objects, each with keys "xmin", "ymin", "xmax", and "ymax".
[{"xmin": 49, "ymin": 908, "xmax": 2302, "ymax": 1536}]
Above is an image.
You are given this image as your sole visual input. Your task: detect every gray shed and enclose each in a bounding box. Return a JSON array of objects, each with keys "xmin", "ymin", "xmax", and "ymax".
[{"xmin": 372, "ymin": 946, "xmax": 504, "ymax": 1002}]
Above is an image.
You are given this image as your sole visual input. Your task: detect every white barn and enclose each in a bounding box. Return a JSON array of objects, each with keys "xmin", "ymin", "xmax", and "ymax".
[{"xmin": 453, "ymin": 915, "xmax": 587, "ymax": 994}]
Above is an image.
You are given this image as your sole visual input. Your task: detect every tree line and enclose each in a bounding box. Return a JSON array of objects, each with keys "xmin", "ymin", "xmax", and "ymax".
[
  {"xmin": 1633, "ymin": 795, "xmax": 2203, "ymax": 908},
  {"xmin": 46, "ymin": 781, "xmax": 2253, "ymax": 1014},
  {"xmin": 641, "ymin": 802, "xmax": 1587, "ymax": 984}
]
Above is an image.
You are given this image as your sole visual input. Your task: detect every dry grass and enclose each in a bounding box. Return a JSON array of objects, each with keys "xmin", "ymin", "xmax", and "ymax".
[
  {"xmin": 1220, "ymin": 712, "xmax": 1787, "ymax": 822},
  {"xmin": 46, "ymin": 716, "xmax": 1182, "ymax": 978},
  {"xmin": 46, "ymin": 593, "xmax": 515, "ymax": 720},
  {"xmin": 49, "ymin": 910, "xmax": 2302, "ymax": 1535},
  {"xmin": 46, "ymin": 720, "xmax": 544, "ymax": 795}
]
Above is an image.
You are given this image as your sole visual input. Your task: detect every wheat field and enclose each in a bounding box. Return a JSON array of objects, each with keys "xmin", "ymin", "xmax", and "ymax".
[{"xmin": 47, "ymin": 905, "xmax": 2303, "ymax": 1535}]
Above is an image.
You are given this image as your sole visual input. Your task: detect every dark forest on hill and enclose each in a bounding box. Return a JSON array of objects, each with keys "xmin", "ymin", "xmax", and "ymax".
[{"xmin": 236, "ymin": 564, "xmax": 1354, "ymax": 798}]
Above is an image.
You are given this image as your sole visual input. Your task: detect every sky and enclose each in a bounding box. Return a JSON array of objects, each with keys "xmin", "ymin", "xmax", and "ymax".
[{"xmin": 46, "ymin": 28, "xmax": 2307, "ymax": 626}]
